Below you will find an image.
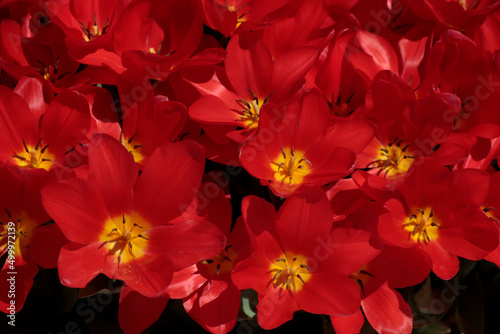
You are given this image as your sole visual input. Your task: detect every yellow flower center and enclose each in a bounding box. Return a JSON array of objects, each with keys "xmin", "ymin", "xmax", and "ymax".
[
  {"xmin": 99, "ymin": 213, "xmax": 151, "ymax": 266},
  {"xmin": 121, "ymin": 133, "xmax": 144, "ymax": 164},
  {"xmin": 269, "ymin": 254, "xmax": 311, "ymax": 295},
  {"xmin": 199, "ymin": 244, "xmax": 236, "ymax": 277},
  {"xmin": 13, "ymin": 139, "xmax": 55, "ymax": 170},
  {"xmin": 349, "ymin": 267, "xmax": 375, "ymax": 297},
  {"xmin": 370, "ymin": 138, "xmax": 414, "ymax": 177},
  {"xmin": 80, "ymin": 16, "xmax": 109, "ymax": 42},
  {"xmin": 236, "ymin": 97, "xmax": 263, "ymax": 130},
  {"xmin": 482, "ymin": 206, "xmax": 499, "ymax": 226},
  {"xmin": 0, "ymin": 211, "xmax": 37, "ymax": 261},
  {"xmin": 271, "ymin": 147, "xmax": 312, "ymax": 186},
  {"xmin": 403, "ymin": 208, "xmax": 441, "ymax": 245}
]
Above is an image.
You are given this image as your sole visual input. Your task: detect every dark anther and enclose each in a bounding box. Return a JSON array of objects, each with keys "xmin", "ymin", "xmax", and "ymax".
[
  {"xmin": 297, "ymin": 274, "xmax": 306, "ymax": 285},
  {"xmin": 273, "ymin": 270, "xmax": 282, "ymax": 281},
  {"xmin": 133, "ymin": 223, "xmax": 143, "ymax": 229},
  {"xmin": 137, "ymin": 234, "xmax": 149, "ymax": 240},
  {"xmin": 22, "ymin": 139, "xmax": 29, "ymax": 153},
  {"xmin": 275, "ymin": 258, "xmax": 286, "ymax": 263},
  {"xmin": 128, "ymin": 133, "xmax": 138, "ymax": 144},
  {"xmin": 388, "ymin": 137, "xmax": 399, "ymax": 147},
  {"xmin": 357, "ymin": 279, "xmax": 366, "ymax": 297},
  {"xmin": 223, "ymin": 256, "xmax": 232, "ymax": 262},
  {"xmin": 225, "ymin": 245, "xmax": 233, "ymax": 251},
  {"xmin": 35, "ymin": 137, "xmax": 43, "ymax": 150},
  {"xmin": 359, "ymin": 270, "xmax": 375, "ymax": 277},
  {"xmin": 281, "ymin": 147, "xmax": 286, "ymax": 159},
  {"xmin": 5, "ymin": 208, "xmax": 11, "ymax": 218},
  {"xmin": 300, "ymin": 264, "xmax": 311, "ymax": 272}
]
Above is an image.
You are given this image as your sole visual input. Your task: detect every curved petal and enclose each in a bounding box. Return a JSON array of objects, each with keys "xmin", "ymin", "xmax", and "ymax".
[{"xmin": 361, "ymin": 282, "xmax": 413, "ymax": 334}]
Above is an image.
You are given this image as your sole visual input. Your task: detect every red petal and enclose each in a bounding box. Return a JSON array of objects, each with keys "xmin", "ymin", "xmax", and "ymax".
[
  {"xmin": 256, "ymin": 289, "xmax": 298, "ymax": 330},
  {"xmin": 439, "ymin": 208, "xmax": 499, "ymax": 260},
  {"xmin": 87, "ymin": 134, "xmax": 138, "ymax": 218},
  {"xmin": 41, "ymin": 92, "xmax": 90, "ymax": 158},
  {"xmin": 149, "ymin": 219, "xmax": 226, "ymax": 270},
  {"xmin": 115, "ymin": 252, "xmax": 174, "ymax": 297},
  {"xmin": 369, "ymin": 245, "xmax": 431, "ymax": 289},
  {"xmin": 270, "ymin": 47, "xmax": 318, "ymax": 101},
  {"xmin": 225, "ymin": 33, "xmax": 273, "ymax": 101},
  {"xmin": 13, "ymin": 77, "xmax": 47, "ymax": 120},
  {"xmin": 276, "ymin": 186, "xmax": 333, "ymax": 255},
  {"xmin": 241, "ymin": 195, "xmax": 277, "ymax": 241},
  {"xmin": 298, "ymin": 273, "xmax": 361, "ymax": 316},
  {"xmin": 167, "ymin": 265, "xmax": 206, "ymax": 299},
  {"xmin": 29, "ymin": 223, "xmax": 68, "ymax": 269},
  {"xmin": 399, "ymin": 158, "xmax": 449, "ymax": 208},
  {"xmin": 423, "ymin": 242, "xmax": 460, "ymax": 280},
  {"xmin": 58, "ymin": 242, "xmax": 117, "ymax": 288},
  {"xmin": 330, "ymin": 308, "xmax": 365, "ymax": 334},
  {"xmin": 134, "ymin": 140, "xmax": 205, "ymax": 224},
  {"xmin": 41, "ymin": 178, "xmax": 108, "ymax": 244},
  {"xmin": 194, "ymin": 280, "xmax": 240, "ymax": 333},
  {"xmin": 361, "ymin": 282, "xmax": 413, "ymax": 334},
  {"xmin": 319, "ymin": 228, "xmax": 381, "ymax": 276},
  {"xmin": 118, "ymin": 285, "xmax": 169, "ymax": 334}
]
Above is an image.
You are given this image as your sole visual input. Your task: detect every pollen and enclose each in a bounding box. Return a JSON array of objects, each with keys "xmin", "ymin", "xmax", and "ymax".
[
  {"xmin": 269, "ymin": 254, "xmax": 311, "ymax": 295},
  {"xmin": 13, "ymin": 138, "xmax": 55, "ymax": 171},
  {"xmin": 403, "ymin": 208, "xmax": 441, "ymax": 245},
  {"xmin": 369, "ymin": 138, "xmax": 414, "ymax": 177},
  {"xmin": 99, "ymin": 213, "xmax": 151, "ymax": 266},
  {"xmin": 271, "ymin": 147, "xmax": 312, "ymax": 186}
]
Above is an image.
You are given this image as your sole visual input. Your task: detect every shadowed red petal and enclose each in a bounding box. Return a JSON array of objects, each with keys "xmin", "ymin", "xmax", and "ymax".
[
  {"xmin": 118, "ymin": 285, "xmax": 169, "ymax": 334},
  {"xmin": 41, "ymin": 92, "xmax": 90, "ymax": 158}
]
